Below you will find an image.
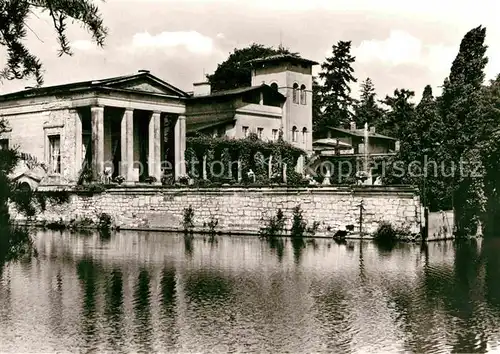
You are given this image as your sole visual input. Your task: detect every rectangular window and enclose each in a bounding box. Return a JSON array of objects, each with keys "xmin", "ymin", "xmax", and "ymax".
[
  {"xmin": 257, "ymin": 127, "xmax": 263, "ymax": 139},
  {"xmin": 49, "ymin": 135, "xmax": 61, "ymax": 174},
  {"xmin": 242, "ymin": 126, "xmax": 249, "ymax": 138},
  {"xmin": 272, "ymin": 129, "xmax": 278, "ymax": 141},
  {"xmin": 0, "ymin": 139, "xmax": 9, "ymax": 151},
  {"xmin": 300, "ymin": 89, "xmax": 307, "ymax": 105}
]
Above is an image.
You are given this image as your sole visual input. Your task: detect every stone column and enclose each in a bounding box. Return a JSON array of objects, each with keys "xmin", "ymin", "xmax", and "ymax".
[
  {"xmin": 154, "ymin": 112, "xmax": 162, "ymax": 182},
  {"xmin": 121, "ymin": 109, "xmax": 134, "ymax": 183},
  {"xmin": 202, "ymin": 155, "xmax": 207, "ymax": 180},
  {"xmin": 148, "ymin": 111, "xmax": 161, "ymax": 182},
  {"xmin": 74, "ymin": 110, "xmax": 82, "ymax": 179},
  {"xmin": 148, "ymin": 112, "xmax": 155, "ymax": 179},
  {"xmin": 91, "ymin": 105, "xmax": 104, "ymax": 181},
  {"xmin": 174, "ymin": 115, "xmax": 187, "ymax": 180}
]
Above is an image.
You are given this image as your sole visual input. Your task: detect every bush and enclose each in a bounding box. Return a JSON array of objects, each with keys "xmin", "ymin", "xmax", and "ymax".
[
  {"xmin": 259, "ymin": 209, "xmax": 286, "ymax": 238},
  {"xmin": 97, "ymin": 213, "xmax": 113, "ymax": 232},
  {"xmin": 373, "ymin": 221, "xmax": 416, "ymax": 244},
  {"xmin": 183, "ymin": 206, "xmax": 195, "ymax": 234},
  {"xmin": 291, "ymin": 205, "xmax": 307, "ymax": 237}
]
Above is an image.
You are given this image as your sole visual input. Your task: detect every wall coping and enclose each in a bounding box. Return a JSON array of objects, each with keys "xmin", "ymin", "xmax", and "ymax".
[{"xmin": 37, "ymin": 184, "xmax": 419, "ymax": 197}]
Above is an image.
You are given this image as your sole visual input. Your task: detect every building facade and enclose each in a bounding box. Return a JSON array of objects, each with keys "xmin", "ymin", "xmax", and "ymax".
[
  {"xmin": 0, "ymin": 71, "xmax": 188, "ymax": 186},
  {"xmin": 186, "ymin": 55, "xmax": 317, "ymax": 152},
  {"xmin": 0, "ymin": 54, "xmax": 318, "ymax": 187}
]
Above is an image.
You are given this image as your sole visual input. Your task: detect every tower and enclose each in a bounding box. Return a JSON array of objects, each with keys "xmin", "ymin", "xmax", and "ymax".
[{"xmin": 249, "ymin": 54, "xmax": 318, "ymax": 153}]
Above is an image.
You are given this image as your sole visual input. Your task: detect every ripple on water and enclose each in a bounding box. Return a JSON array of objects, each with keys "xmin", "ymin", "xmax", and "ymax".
[{"xmin": 0, "ymin": 231, "xmax": 499, "ymax": 353}]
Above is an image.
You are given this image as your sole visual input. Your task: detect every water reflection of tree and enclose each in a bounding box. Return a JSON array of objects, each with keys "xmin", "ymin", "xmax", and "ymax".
[
  {"xmin": 313, "ymin": 286, "xmax": 353, "ymax": 352},
  {"xmin": 380, "ymin": 239, "xmax": 500, "ymax": 353},
  {"xmin": 133, "ymin": 268, "xmax": 153, "ymax": 354},
  {"xmin": 266, "ymin": 237, "xmax": 284, "ymax": 263},
  {"xmin": 291, "ymin": 237, "xmax": 305, "ymax": 265},
  {"xmin": 160, "ymin": 266, "xmax": 178, "ymax": 349},
  {"xmin": 184, "ymin": 270, "xmax": 233, "ymax": 302},
  {"xmin": 184, "ymin": 235, "xmax": 194, "ymax": 258},
  {"xmin": 76, "ymin": 257, "xmax": 100, "ymax": 351},
  {"xmin": 104, "ymin": 268, "xmax": 125, "ymax": 352}
]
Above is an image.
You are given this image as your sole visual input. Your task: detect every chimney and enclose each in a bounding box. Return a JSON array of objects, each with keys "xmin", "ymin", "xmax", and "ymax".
[
  {"xmin": 193, "ymin": 81, "xmax": 211, "ymax": 96},
  {"xmin": 350, "ymin": 121, "xmax": 356, "ymax": 130},
  {"xmin": 138, "ymin": 69, "xmax": 150, "ymax": 74},
  {"xmin": 370, "ymin": 126, "xmax": 376, "ymax": 133}
]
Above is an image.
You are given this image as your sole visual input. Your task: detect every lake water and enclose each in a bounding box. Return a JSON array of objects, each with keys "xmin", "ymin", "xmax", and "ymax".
[{"xmin": 1, "ymin": 230, "xmax": 500, "ymax": 353}]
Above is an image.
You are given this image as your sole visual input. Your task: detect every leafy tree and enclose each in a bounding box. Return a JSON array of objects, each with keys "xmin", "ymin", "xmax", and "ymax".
[
  {"xmin": 0, "ymin": 0, "xmax": 107, "ymax": 266},
  {"xmin": 378, "ymin": 88, "xmax": 415, "ymax": 138},
  {"xmin": 315, "ymin": 40, "xmax": 357, "ymax": 134},
  {"xmin": 476, "ymin": 76, "xmax": 500, "ymax": 237},
  {"xmin": 0, "ymin": 0, "xmax": 107, "ymax": 86},
  {"xmin": 353, "ymin": 77, "xmax": 384, "ymax": 128},
  {"xmin": 381, "ymin": 86, "xmax": 452, "ymax": 211},
  {"xmin": 206, "ymin": 44, "xmax": 297, "ymax": 92}
]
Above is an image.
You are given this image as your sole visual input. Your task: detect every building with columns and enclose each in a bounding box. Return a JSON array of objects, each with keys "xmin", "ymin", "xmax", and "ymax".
[
  {"xmin": 0, "ymin": 70, "xmax": 188, "ymax": 186},
  {"xmin": 0, "ymin": 53, "xmax": 318, "ymax": 187}
]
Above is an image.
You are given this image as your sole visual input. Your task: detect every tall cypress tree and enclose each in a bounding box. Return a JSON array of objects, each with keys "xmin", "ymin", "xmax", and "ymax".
[
  {"xmin": 316, "ymin": 41, "xmax": 357, "ymax": 134},
  {"xmin": 438, "ymin": 26, "xmax": 488, "ymax": 237}
]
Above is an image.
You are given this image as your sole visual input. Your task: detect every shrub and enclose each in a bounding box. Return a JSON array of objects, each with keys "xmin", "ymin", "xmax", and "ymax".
[
  {"xmin": 97, "ymin": 213, "xmax": 113, "ymax": 232},
  {"xmin": 183, "ymin": 206, "xmax": 195, "ymax": 234},
  {"xmin": 373, "ymin": 221, "xmax": 415, "ymax": 244},
  {"xmin": 259, "ymin": 209, "xmax": 286, "ymax": 238},
  {"xmin": 145, "ymin": 176, "xmax": 157, "ymax": 184},
  {"xmin": 291, "ymin": 205, "xmax": 307, "ymax": 237},
  {"xmin": 204, "ymin": 216, "xmax": 219, "ymax": 235}
]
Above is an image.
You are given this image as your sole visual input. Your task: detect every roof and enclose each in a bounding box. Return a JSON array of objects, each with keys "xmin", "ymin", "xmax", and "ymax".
[
  {"xmin": 327, "ymin": 127, "xmax": 397, "ymax": 141},
  {"xmin": 249, "ymin": 54, "xmax": 319, "ymax": 66},
  {"xmin": 313, "ymin": 138, "xmax": 352, "ymax": 148},
  {"xmin": 0, "ymin": 71, "xmax": 190, "ymax": 101},
  {"xmin": 189, "ymin": 84, "xmax": 286, "ymax": 102}
]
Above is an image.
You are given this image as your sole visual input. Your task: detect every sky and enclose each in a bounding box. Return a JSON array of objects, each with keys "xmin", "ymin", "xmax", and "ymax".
[{"xmin": 1, "ymin": 0, "xmax": 499, "ymax": 101}]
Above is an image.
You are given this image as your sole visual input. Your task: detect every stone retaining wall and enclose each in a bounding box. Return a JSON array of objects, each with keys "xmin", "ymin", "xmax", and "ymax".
[{"xmin": 13, "ymin": 186, "xmax": 422, "ymax": 237}]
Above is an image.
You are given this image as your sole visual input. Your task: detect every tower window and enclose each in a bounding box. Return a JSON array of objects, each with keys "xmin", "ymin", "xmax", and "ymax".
[
  {"xmin": 292, "ymin": 126, "xmax": 298, "ymax": 142},
  {"xmin": 300, "ymin": 84, "xmax": 306, "ymax": 104},
  {"xmin": 270, "ymin": 82, "xmax": 278, "ymax": 91},
  {"xmin": 302, "ymin": 127, "xmax": 307, "ymax": 144},
  {"xmin": 292, "ymin": 83, "xmax": 299, "ymax": 104}
]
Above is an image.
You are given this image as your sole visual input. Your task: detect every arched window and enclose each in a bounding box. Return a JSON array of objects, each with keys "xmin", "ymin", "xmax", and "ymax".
[
  {"xmin": 270, "ymin": 82, "xmax": 278, "ymax": 91},
  {"xmin": 302, "ymin": 127, "xmax": 307, "ymax": 144},
  {"xmin": 300, "ymin": 84, "xmax": 306, "ymax": 104},
  {"xmin": 292, "ymin": 83, "xmax": 299, "ymax": 103},
  {"xmin": 292, "ymin": 126, "xmax": 298, "ymax": 142}
]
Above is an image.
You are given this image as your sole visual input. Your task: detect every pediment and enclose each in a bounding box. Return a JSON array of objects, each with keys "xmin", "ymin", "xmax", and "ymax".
[{"xmin": 105, "ymin": 76, "xmax": 187, "ymax": 97}]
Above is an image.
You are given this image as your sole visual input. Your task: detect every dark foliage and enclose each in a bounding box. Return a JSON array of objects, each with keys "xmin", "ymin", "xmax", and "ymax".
[
  {"xmin": 0, "ymin": 0, "xmax": 107, "ymax": 86},
  {"xmin": 206, "ymin": 43, "xmax": 297, "ymax": 92}
]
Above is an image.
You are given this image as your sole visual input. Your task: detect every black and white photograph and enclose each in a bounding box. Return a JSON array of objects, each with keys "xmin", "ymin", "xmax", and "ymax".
[{"xmin": 0, "ymin": 0, "xmax": 499, "ymax": 352}]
